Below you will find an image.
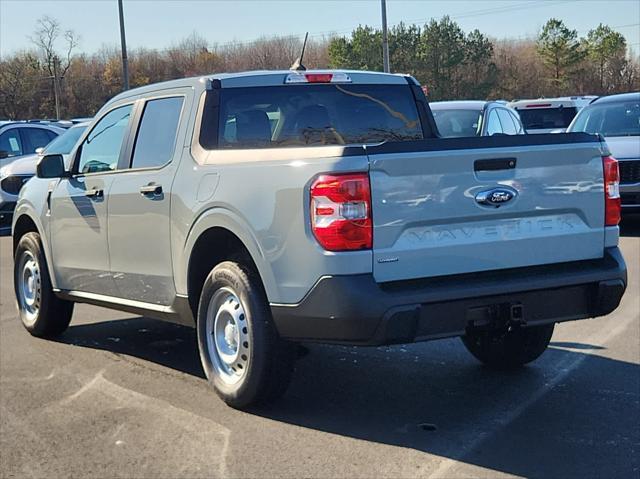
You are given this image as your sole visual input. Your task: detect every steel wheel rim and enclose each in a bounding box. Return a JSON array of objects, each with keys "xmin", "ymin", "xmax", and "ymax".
[
  {"xmin": 17, "ymin": 250, "xmax": 41, "ymax": 324},
  {"xmin": 206, "ymin": 287, "xmax": 250, "ymax": 385}
]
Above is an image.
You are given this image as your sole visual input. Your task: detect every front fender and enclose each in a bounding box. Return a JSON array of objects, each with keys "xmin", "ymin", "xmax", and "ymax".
[{"xmin": 12, "ymin": 194, "xmax": 56, "ymax": 289}]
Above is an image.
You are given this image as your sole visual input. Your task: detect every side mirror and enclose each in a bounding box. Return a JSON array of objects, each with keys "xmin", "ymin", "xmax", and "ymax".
[
  {"xmin": 37, "ymin": 154, "xmax": 68, "ymax": 179},
  {"xmin": 0, "ymin": 150, "xmax": 9, "ymax": 159}
]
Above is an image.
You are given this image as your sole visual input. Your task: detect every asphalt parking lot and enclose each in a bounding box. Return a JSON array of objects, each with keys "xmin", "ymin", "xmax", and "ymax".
[{"xmin": 0, "ymin": 219, "xmax": 638, "ymax": 479}]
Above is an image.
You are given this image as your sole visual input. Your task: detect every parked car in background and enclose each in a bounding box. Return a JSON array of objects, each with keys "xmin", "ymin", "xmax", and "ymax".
[
  {"xmin": 567, "ymin": 92, "xmax": 640, "ymax": 213},
  {"xmin": 508, "ymin": 96, "xmax": 596, "ymax": 134},
  {"xmin": 12, "ymin": 70, "xmax": 626, "ymax": 409},
  {"xmin": 0, "ymin": 122, "xmax": 64, "ymax": 165},
  {"xmin": 0, "ymin": 122, "xmax": 89, "ymax": 234},
  {"xmin": 431, "ymin": 100, "xmax": 525, "ymax": 137}
]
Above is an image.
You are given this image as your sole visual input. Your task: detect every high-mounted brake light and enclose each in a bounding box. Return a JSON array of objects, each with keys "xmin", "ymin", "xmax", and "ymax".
[
  {"xmin": 603, "ymin": 156, "xmax": 621, "ymax": 226},
  {"xmin": 526, "ymin": 103, "xmax": 552, "ymax": 108},
  {"xmin": 285, "ymin": 72, "xmax": 352, "ymax": 84},
  {"xmin": 310, "ymin": 173, "xmax": 372, "ymax": 251}
]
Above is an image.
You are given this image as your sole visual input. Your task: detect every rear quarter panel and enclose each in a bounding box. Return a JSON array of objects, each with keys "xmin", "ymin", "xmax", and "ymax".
[{"xmin": 172, "ymin": 145, "xmax": 373, "ymax": 304}]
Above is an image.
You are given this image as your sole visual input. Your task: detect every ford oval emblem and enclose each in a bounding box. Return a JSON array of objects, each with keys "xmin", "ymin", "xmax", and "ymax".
[{"xmin": 475, "ymin": 187, "xmax": 517, "ymax": 208}]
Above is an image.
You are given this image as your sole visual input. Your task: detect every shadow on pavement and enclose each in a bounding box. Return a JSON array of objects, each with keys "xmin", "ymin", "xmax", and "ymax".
[
  {"xmin": 620, "ymin": 215, "xmax": 640, "ymax": 237},
  {"xmin": 59, "ymin": 317, "xmax": 205, "ymax": 378},
  {"xmin": 58, "ymin": 317, "xmax": 640, "ymax": 478}
]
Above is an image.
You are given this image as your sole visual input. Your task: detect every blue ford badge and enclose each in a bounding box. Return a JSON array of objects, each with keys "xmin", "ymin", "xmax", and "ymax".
[{"xmin": 475, "ymin": 187, "xmax": 517, "ymax": 208}]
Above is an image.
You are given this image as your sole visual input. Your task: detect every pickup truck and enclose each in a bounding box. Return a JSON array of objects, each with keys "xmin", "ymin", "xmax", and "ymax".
[{"xmin": 12, "ymin": 70, "xmax": 627, "ymax": 409}]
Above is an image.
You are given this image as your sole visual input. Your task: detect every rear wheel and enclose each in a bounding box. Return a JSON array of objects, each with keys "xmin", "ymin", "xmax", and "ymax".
[
  {"xmin": 196, "ymin": 261, "xmax": 295, "ymax": 409},
  {"xmin": 14, "ymin": 232, "xmax": 74, "ymax": 337},
  {"xmin": 461, "ymin": 323, "xmax": 555, "ymax": 369}
]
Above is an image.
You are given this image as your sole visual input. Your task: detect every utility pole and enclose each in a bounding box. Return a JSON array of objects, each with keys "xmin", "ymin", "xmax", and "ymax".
[
  {"xmin": 117, "ymin": 0, "xmax": 130, "ymax": 90},
  {"xmin": 52, "ymin": 57, "xmax": 60, "ymax": 119},
  {"xmin": 381, "ymin": 0, "xmax": 390, "ymax": 73}
]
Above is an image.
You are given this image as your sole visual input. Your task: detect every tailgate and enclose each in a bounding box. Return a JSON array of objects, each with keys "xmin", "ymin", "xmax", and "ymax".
[{"xmin": 368, "ymin": 135, "xmax": 606, "ymax": 283}]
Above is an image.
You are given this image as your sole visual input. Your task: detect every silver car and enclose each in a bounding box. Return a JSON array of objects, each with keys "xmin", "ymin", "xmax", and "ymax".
[
  {"xmin": 0, "ymin": 123, "xmax": 88, "ymax": 234},
  {"xmin": 430, "ymin": 100, "xmax": 525, "ymax": 138},
  {"xmin": 567, "ymin": 92, "xmax": 640, "ymax": 213}
]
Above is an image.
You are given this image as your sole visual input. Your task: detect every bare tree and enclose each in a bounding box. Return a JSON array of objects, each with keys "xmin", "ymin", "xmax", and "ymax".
[{"xmin": 30, "ymin": 15, "xmax": 79, "ymax": 118}]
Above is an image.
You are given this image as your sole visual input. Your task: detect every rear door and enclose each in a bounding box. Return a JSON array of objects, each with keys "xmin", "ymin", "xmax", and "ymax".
[{"xmin": 368, "ymin": 135, "xmax": 606, "ymax": 283}]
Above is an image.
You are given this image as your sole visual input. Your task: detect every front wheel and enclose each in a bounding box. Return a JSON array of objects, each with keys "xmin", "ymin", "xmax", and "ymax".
[
  {"xmin": 461, "ymin": 323, "xmax": 555, "ymax": 369},
  {"xmin": 196, "ymin": 261, "xmax": 295, "ymax": 409},
  {"xmin": 14, "ymin": 232, "xmax": 74, "ymax": 337}
]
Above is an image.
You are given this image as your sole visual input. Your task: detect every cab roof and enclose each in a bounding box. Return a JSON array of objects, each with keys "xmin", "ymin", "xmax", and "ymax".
[
  {"xmin": 591, "ymin": 92, "xmax": 640, "ymax": 104},
  {"xmin": 110, "ymin": 69, "xmax": 416, "ymax": 104}
]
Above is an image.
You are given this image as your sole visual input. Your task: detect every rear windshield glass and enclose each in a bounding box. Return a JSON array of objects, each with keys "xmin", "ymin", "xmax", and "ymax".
[
  {"xmin": 568, "ymin": 100, "xmax": 640, "ymax": 137},
  {"xmin": 431, "ymin": 109, "xmax": 481, "ymax": 137},
  {"xmin": 517, "ymin": 107, "xmax": 578, "ymax": 130},
  {"xmin": 206, "ymin": 84, "xmax": 423, "ymax": 149}
]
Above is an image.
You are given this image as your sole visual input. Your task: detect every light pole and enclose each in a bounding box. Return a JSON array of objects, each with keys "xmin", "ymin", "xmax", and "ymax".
[
  {"xmin": 381, "ymin": 0, "xmax": 390, "ymax": 73},
  {"xmin": 117, "ymin": 0, "xmax": 130, "ymax": 90}
]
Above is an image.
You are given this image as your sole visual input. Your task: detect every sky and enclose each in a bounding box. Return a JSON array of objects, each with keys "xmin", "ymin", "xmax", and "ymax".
[{"xmin": 1, "ymin": 0, "xmax": 639, "ymax": 58}]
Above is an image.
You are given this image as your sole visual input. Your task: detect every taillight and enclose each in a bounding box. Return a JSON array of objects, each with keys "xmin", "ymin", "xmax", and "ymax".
[
  {"xmin": 310, "ymin": 173, "xmax": 372, "ymax": 251},
  {"xmin": 603, "ymin": 155, "xmax": 621, "ymax": 226}
]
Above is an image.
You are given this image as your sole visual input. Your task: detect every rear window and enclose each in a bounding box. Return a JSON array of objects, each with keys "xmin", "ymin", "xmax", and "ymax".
[
  {"xmin": 204, "ymin": 84, "xmax": 423, "ymax": 149},
  {"xmin": 517, "ymin": 107, "xmax": 578, "ymax": 130},
  {"xmin": 432, "ymin": 109, "xmax": 481, "ymax": 137},
  {"xmin": 568, "ymin": 100, "xmax": 639, "ymax": 137}
]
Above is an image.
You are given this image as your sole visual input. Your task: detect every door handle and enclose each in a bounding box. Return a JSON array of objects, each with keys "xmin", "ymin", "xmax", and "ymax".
[
  {"xmin": 140, "ymin": 183, "xmax": 163, "ymax": 196},
  {"xmin": 474, "ymin": 158, "xmax": 517, "ymax": 171},
  {"xmin": 85, "ymin": 188, "xmax": 103, "ymax": 198}
]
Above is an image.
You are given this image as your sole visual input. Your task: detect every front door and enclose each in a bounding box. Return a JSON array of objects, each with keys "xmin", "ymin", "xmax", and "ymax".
[{"xmin": 49, "ymin": 103, "xmax": 134, "ymax": 295}]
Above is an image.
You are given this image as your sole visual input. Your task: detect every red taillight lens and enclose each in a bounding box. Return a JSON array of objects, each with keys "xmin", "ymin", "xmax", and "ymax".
[
  {"xmin": 310, "ymin": 173, "xmax": 372, "ymax": 251},
  {"xmin": 603, "ymin": 155, "xmax": 621, "ymax": 226}
]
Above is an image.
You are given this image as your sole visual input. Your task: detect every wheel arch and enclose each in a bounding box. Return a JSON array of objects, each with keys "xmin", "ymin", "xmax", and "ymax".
[
  {"xmin": 12, "ymin": 209, "xmax": 58, "ymax": 290},
  {"xmin": 180, "ymin": 208, "xmax": 277, "ymax": 318}
]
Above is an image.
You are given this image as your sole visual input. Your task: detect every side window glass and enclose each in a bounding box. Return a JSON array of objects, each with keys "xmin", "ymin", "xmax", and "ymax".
[
  {"xmin": 0, "ymin": 129, "xmax": 23, "ymax": 157},
  {"xmin": 78, "ymin": 104, "xmax": 133, "ymax": 174},
  {"xmin": 131, "ymin": 97, "xmax": 184, "ymax": 169},
  {"xmin": 509, "ymin": 111, "xmax": 524, "ymax": 133},
  {"xmin": 24, "ymin": 128, "xmax": 56, "ymax": 152},
  {"xmin": 497, "ymin": 109, "xmax": 517, "ymax": 135},
  {"xmin": 486, "ymin": 110, "xmax": 502, "ymax": 136}
]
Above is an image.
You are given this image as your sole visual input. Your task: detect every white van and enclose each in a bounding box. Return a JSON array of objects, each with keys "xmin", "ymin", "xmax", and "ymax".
[{"xmin": 508, "ymin": 96, "xmax": 597, "ymax": 134}]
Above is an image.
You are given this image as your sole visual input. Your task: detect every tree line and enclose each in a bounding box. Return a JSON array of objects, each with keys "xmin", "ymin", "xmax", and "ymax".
[{"xmin": 0, "ymin": 15, "xmax": 638, "ymax": 120}]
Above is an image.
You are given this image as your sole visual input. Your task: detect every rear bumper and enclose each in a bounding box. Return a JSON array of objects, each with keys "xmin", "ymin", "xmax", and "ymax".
[{"xmin": 271, "ymin": 248, "xmax": 627, "ymax": 346}]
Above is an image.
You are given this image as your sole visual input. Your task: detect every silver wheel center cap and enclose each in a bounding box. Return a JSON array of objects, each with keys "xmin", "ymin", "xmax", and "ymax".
[{"xmin": 224, "ymin": 322, "xmax": 237, "ymax": 349}]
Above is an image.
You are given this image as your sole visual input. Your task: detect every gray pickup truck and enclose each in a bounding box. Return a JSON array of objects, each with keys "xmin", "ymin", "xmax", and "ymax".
[{"xmin": 12, "ymin": 70, "xmax": 627, "ymax": 408}]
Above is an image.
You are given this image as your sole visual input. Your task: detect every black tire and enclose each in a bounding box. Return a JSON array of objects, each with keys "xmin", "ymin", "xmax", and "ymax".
[
  {"xmin": 14, "ymin": 232, "xmax": 74, "ymax": 337},
  {"xmin": 461, "ymin": 323, "xmax": 555, "ymax": 369},
  {"xmin": 196, "ymin": 260, "xmax": 295, "ymax": 409}
]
